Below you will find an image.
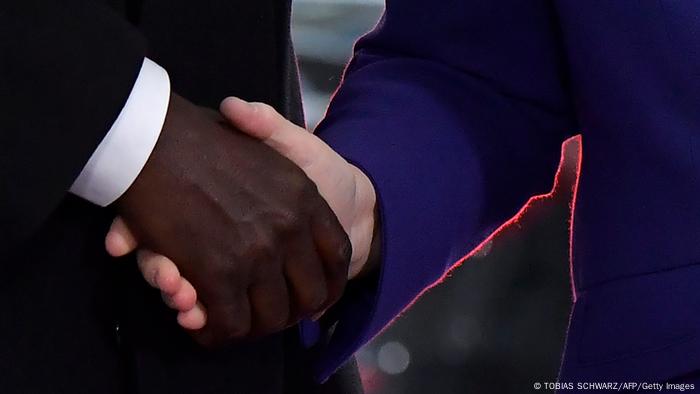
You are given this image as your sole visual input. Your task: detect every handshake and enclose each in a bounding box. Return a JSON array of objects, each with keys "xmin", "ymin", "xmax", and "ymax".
[{"xmin": 107, "ymin": 94, "xmax": 377, "ymax": 346}]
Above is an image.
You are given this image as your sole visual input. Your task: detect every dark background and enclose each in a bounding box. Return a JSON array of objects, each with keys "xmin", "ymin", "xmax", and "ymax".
[{"xmin": 292, "ymin": 2, "xmax": 578, "ymax": 393}]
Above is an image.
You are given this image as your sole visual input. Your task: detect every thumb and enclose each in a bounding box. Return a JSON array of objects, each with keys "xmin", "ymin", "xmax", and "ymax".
[{"xmin": 219, "ymin": 97, "xmax": 321, "ymax": 169}]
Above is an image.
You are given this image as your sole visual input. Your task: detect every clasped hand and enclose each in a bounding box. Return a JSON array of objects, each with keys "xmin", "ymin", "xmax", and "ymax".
[{"xmin": 108, "ymin": 95, "xmax": 376, "ymax": 346}]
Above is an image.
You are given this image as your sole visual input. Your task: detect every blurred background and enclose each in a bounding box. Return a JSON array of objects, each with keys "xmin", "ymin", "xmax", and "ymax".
[{"xmin": 292, "ymin": 1, "xmax": 578, "ymax": 393}]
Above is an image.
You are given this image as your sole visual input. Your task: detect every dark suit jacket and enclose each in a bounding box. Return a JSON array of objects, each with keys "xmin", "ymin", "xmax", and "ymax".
[
  {"xmin": 0, "ymin": 1, "xmax": 360, "ymax": 393},
  {"xmin": 313, "ymin": 0, "xmax": 700, "ymax": 386}
]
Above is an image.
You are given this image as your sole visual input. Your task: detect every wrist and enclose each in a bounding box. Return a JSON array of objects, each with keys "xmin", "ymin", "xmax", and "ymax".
[{"xmin": 347, "ymin": 165, "xmax": 379, "ymax": 279}]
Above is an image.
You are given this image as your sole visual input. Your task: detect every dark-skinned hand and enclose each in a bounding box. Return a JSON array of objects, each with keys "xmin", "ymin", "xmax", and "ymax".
[{"xmin": 114, "ymin": 93, "xmax": 351, "ymax": 347}]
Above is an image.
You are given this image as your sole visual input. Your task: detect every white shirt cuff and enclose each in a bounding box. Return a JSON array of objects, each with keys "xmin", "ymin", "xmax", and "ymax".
[{"xmin": 70, "ymin": 58, "xmax": 171, "ymax": 207}]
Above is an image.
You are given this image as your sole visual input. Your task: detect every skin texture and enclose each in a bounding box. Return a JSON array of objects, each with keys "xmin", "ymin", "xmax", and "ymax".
[
  {"xmin": 114, "ymin": 93, "xmax": 351, "ymax": 346},
  {"xmin": 108, "ymin": 97, "xmax": 379, "ymax": 331}
]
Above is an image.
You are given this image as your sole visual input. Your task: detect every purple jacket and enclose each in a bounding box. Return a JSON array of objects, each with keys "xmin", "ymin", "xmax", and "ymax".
[{"xmin": 311, "ymin": 0, "xmax": 700, "ymax": 385}]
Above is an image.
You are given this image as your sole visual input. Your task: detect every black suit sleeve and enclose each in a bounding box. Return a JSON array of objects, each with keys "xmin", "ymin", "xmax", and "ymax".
[{"xmin": 0, "ymin": 0, "xmax": 147, "ymax": 252}]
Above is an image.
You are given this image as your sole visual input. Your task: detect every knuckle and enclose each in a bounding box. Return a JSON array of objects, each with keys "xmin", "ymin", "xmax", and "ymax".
[
  {"xmin": 278, "ymin": 210, "xmax": 303, "ymax": 233},
  {"xmin": 253, "ymin": 102, "xmax": 276, "ymax": 123},
  {"xmin": 242, "ymin": 235, "xmax": 277, "ymax": 263},
  {"xmin": 266, "ymin": 209, "xmax": 303, "ymax": 238}
]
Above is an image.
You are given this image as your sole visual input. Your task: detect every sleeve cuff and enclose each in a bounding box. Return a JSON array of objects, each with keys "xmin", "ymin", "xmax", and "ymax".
[
  {"xmin": 307, "ymin": 58, "xmax": 489, "ymax": 382},
  {"xmin": 70, "ymin": 57, "xmax": 170, "ymax": 206}
]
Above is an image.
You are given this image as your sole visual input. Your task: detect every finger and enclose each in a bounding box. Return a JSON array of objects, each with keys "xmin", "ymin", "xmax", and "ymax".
[
  {"xmin": 283, "ymin": 233, "xmax": 327, "ymax": 319},
  {"xmin": 161, "ymin": 277, "xmax": 198, "ymax": 311},
  {"xmin": 219, "ymin": 97, "xmax": 321, "ymax": 168},
  {"xmin": 137, "ymin": 250, "xmax": 182, "ymax": 295},
  {"xmin": 249, "ymin": 273, "xmax": 291, "ymax": 335},
  {"xmin": 191, "ymin": 290, "xmax": 251, "ymax": 347},
  {"xmin": 311, "ymin": 209, "xmax": 351, "ymax": 309},
  {"xmin": 105, "ymin": 217, "xmax": 138, "ymax": 257},
  {"xmin": 219, "ymin": 97, "xmax": 290, "ymax": 140},
  {"xmin": 177, "ymin": 302, "xmax": 207, "ymax": 331}
]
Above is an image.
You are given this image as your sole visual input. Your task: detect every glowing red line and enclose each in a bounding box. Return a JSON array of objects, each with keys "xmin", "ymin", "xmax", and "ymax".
[
  {"xmin": 567, "ymin": 136, "xmax": 583, "ymax": 302},
  {"xmin": 440, "ymin": 135, "xmax": 582, "ymax": 291},
  {"xmin": 390, "ymin": 135, "xmax": 583, "ymax": 330}
]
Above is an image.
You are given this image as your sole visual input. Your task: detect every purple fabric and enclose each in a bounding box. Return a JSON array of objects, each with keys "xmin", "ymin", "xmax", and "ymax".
[
  {"xmin": 310, "ymin": 0, "xmax": 700, "ymax": 384},
  {"xmin": 310, "ymin": 0, "xmax": 573, "ymax": 381}
]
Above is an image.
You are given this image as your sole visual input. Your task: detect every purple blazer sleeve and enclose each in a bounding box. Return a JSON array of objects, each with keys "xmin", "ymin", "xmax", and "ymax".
[{"xmin": 310, "ymin": 0, "xmax": 577, "ymax": 381}]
